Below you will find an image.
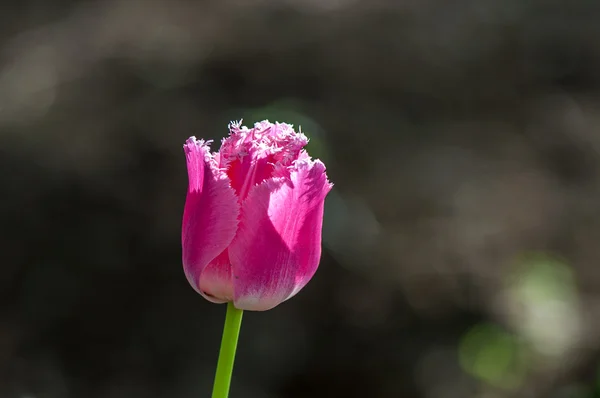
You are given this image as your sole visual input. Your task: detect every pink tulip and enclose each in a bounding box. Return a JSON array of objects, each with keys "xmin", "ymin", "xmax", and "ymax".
[{"xmin": 182, "ymin": 120, "xmax": 332, "ymax": 311}]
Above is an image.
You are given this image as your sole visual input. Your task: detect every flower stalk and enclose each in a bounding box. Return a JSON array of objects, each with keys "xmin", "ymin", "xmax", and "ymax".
[{"xmin": 212, "ymin": 302, "xmax": 244, "ymax": 398}]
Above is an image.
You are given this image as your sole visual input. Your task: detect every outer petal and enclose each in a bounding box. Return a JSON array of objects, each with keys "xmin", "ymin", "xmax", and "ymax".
[
  {"xmin": 229, "ymin": 159, "xmax": 332, "ymax": 311},
  {"xmin": 182, "ymin": 137, "xmax": 239, "ymax": 302}
]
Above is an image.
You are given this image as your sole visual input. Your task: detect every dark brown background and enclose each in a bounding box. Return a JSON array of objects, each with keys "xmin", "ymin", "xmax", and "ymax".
[{"xmin": 2, "ymin": 0, "xmax": 600, "ymax": 397}]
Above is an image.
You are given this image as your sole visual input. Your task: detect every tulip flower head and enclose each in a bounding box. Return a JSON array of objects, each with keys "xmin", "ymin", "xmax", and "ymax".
[{"xmin": 182, "ymin": 120, "xmax": 332, "ymax": 311}]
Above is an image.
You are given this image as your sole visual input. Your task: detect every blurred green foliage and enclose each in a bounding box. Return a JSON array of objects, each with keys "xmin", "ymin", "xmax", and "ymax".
[{"xmin": 459, "ymin": 323, "xmax": 529, "ymax": 390}]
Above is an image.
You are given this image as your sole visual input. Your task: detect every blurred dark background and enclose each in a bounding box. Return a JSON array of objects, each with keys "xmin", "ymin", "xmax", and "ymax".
[{"xmin": 2, "ymin": 0, "xmax": 600, "ymax": 397}]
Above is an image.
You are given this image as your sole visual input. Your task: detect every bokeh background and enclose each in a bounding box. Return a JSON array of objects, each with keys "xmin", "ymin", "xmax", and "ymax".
[{"xmin": 2, "ymin": 0, "xmax": 600, "ymax": 397}]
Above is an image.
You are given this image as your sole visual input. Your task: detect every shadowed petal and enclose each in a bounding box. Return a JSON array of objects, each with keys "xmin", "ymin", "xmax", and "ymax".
[
  {"xmin": 229, "ymin": 159, "xmax": 332, "ymax": 311},
  {"xmin": 198, "ymin": 250, "xmax": 234, "ymax": 303},
  {"xmin": 182, "ymin": 137, "xmax": 239, "ymax": 299}
]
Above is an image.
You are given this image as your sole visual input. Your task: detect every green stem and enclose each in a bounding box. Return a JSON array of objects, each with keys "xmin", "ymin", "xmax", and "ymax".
[{"xmin": 212, "ymin": 302, "xmax": 244, "ymax": 398}]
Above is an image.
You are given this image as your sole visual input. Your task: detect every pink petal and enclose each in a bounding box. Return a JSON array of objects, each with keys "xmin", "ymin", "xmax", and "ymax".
[
  {"xmin": 228, "ymin": 159, "xmax": 333, "ymax": 311},
  {"xmin": 219, "ymin": 121, "xmax": 308, "ymax": 200},
  {"xmin": 198, "ymin": 250, "xmax": 234, "ymax": 303},
  {"xmin": 182, "ymin": 137, "xmax": 239, "ymax": 301},
  {"xmin": 226, "ymin": 152, "xmax": 276, "ymax": 201}
]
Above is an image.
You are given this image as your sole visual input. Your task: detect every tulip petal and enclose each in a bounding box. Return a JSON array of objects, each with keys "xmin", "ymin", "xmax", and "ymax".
[
  {"xmin": 229, "ymin": 159, "xmax": 332, "ymax": 311},
  {"xmin": 220, "ymin": 121, "xmax": 309, "ymax": 200},
  {"xmin": 198, "ymin": 250, "xmax": 234, "ymax": 303},
  {"xmin": 182, "ymin": 137, "xmax": 239, "ymax": 300}
]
